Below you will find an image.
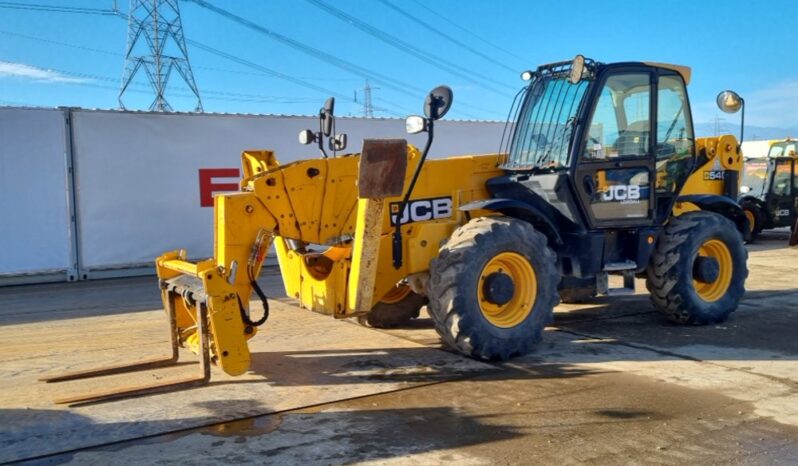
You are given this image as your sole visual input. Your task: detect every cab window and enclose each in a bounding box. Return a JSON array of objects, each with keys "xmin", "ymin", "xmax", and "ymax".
[
  {"xmin": 772, "ymin": 159, "xmax": 792, "ymax": 196},
  {"xmin": 655, "ymin": 74, "xmax": 695, "ymax": 193},
  {"xmin": 768, "ymin": 142, "xmax": 798, "ymax": 158},
  {"xmin": 583, "ymin": 73, "xmax": 651, "ymax": 160}
]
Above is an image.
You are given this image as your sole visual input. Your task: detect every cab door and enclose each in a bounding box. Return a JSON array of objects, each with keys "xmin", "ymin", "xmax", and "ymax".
[
  {"xmin": 768, "ymin": 158, "xmax": 795, "ymax": 227},
  {"xmin": 574, "ymin": 71, "xmax": 655, "ymax": 228}
]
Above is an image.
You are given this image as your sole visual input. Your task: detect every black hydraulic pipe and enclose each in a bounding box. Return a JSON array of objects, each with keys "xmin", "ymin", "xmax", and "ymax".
[{"xmin": 392, "ymin": 120, "xmax": 435, "ymax": 269}]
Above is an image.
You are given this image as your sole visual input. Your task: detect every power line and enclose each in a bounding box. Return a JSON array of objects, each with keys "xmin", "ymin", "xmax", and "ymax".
[
  {"xmin": 408, "ymin": 0, "xmax": 528, "ymax": 65},
  {"xmin": 187, "ymin": 40, "xmax": 408, "ymax": 117},
  {"xmin": 183, "ymin": 0, "xmax": 426, "ymax": 97},
  {"xmin": 0, "ymin": 29, "xmax": 121, "ymax": 57},
  {"xmin": 0, "ymin": 28, "xmax": 405, "ymax": 114},
  {"xmin": 183, "ymin": 0, "xmax": 503, "ymax": 118},
  {"xmin": 304, "ymin": 0, "xmax": 514, "ymax": 96},
  {"xmin": 0, "ymin": 2, "xmax": 502, "ymax": 119},
  {"xmin": 376, "ymin": 0, "xmax": 516, "ymax": 73},
  {"xmin": 0, "ymin": 1, "xmax": 118, "ymax": 15},
  {"xmin": 0, "ymin": 29, "xmax": 313, "ymax": 80}
]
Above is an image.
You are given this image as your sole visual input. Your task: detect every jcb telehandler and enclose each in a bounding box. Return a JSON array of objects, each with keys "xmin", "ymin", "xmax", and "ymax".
[
  {"xmin": 44, "ymin": 56, "xmax": 750, "ymax": 404},
  {"xmin": 739, "ymin": 139, "xmax": 798, "ymax": 240}
]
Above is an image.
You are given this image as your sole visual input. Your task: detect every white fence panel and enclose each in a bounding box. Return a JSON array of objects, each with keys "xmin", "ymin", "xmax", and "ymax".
[
  {"xmin": 0, "ymin": 108, "xmax": 74, "ymax": 283},
  {"xmin": 71, "ymin": 110, "xmax": 504, "ymax": 276}
]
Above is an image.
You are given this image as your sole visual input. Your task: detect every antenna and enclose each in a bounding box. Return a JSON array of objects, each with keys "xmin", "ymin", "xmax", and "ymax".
[{"xmin": 119, "ymin": 0, "xmax": 203, "ymax": 112}]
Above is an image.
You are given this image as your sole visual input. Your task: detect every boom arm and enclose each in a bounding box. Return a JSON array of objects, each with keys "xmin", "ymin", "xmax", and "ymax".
[{"xmin": 156, "ymin": 144, "xmax": 503, "ymax": 377}]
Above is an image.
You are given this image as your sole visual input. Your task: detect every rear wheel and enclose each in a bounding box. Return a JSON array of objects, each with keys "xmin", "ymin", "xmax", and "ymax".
[
  {"xmin": 741, "ymin": 200, "xmax": 763, "ymax": 242},
  {"xmin": 427, "ymin": 216, "xmax": 559, "ymax": 361},
  {"xmin": 646, "ymin": 211, "xmax": 748, "ymax": 325},
  {"xmin": 358, "ymin": 285, "xmax": 426, "ymax": 328}
]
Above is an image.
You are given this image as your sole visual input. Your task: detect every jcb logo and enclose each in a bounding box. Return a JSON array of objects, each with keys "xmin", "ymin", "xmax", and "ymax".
[
  {"xmin": 703, "ymin": 170, "xmax": 724, "ymax": 181},
  {"xmin": 776, "ymin": 209, "xmax": 790, "ymax": 217},
  {"xmin": 390, "ymin": 197, "xmax": 453, "ymax": 225},
  {"xmin": 601, "ymin": 185, "xmax": 641, "ymax": 202}
]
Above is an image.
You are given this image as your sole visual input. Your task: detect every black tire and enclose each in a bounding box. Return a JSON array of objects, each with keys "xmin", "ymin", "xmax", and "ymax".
[
  {"xmin": 558, "ymin": 276, "xmax": 597, "ymax": 304},
  {"xmin": 357, "ymin": 286, "xmax": 427, "ymax": 328},
  {"xmin": 427, "ymin": 216, "xmax": 559, "ymax": 361},
  {"xmin": 646, "ymin": 211, "xmax": 748, "ymax": 325},
  {"xmin": 740, "ymin": 200, "xmax": 763, "ymax": 242}
]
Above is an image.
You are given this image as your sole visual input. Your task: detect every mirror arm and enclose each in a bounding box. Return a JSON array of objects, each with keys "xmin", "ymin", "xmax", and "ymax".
[
  {"xmin": 739, "ymin": 98, "xmax": 745, "ymax": 144},
  {"xmin": 392, "ymin": 119, "xmax": 435, "ymax": 269},
  {"xmin": 331, "ymin": 117, "xmax": 337, "ymax": 157},
  {"xmin": 317, "ymin": 112, "xmax": 328, "ymax": 158}
]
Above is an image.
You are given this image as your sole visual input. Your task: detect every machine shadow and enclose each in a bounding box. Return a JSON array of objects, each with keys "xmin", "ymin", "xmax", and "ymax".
[{"xmin": 246, "ymin": 346, "xmax": 606, "ymax": 387}]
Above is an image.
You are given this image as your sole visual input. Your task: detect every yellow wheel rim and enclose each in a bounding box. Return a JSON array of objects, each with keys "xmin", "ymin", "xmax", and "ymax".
[
  {"xmin": 744, "ymin": 210, "xmax": 755, "ymax": 233},
  {"xmin": 380, "ymin": 285, "xmax": 412, "ymax": 304},
  {"xmin": 477, "ymin": 252, "xmax": 537, "ymax": 328},
  {"xmin": 693, "ymin": 239, "xmax": 733, "ymax": 302}
]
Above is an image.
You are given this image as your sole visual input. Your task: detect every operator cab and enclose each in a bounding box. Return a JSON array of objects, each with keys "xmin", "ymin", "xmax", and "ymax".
[{"xmin": 484, "ymin": 56, "xmax": 701, "ymax": 288}]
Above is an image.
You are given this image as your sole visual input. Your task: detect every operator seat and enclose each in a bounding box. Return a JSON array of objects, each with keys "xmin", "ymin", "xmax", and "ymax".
[{"xmin": 615, "ymin": 120, "xmax": 650, "ymax": 156}]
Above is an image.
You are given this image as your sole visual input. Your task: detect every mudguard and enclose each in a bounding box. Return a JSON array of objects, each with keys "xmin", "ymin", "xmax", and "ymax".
[
  {"xmin": 678, "ymin": 194, "xmax": 750, "ymax": 240},
  {"xmin": 460, "ymin": 198, "xmax": 563, "ymax": 245}
]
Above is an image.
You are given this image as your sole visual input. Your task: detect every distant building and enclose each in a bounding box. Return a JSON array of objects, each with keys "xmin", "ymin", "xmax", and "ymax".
[{"xmin": 742, "ymin": 140, "xmax": 778, "ymax": 158}]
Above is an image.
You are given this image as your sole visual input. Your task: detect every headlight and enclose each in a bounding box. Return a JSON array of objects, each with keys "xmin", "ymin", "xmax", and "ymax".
[
  {"xmin": 298, "ymin": 129, "xmax": 316, "ymax": 145},
  {"xmin": 405, "ymin": 115, "xmax": 426, "ymax": 134}
]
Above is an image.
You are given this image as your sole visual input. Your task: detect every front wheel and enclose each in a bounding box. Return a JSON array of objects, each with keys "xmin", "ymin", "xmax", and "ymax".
[
  {"xmin": 646, "ymin": 212, "xmax": 748, "ymax": 325},
  {"xmin": 427, "ymin": 216, "xmax": 559, "ymax": 361}
]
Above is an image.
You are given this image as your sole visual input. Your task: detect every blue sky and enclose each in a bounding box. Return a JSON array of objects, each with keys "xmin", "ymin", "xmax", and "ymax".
[{"xmin": 1, "ymin": 0, "xmax": 797, "ymax": 133}]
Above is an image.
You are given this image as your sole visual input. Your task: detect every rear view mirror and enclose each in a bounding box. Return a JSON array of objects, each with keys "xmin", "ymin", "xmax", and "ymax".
[
  {"xmin": 328, "ymin": 133, "xmax": 347, "ymax": 151},
  {"xmin": 424, "ymin": 86, "xmax": 453, "ymax": 121},
  {"xmin": 322, "ymin": 97, "xmax": 335, "ymax": 136},
  {"xmin": 716, "ymin": 90, "xmax": 743, "ymax": 114},
  {"xmin": 715, "ymin": 89, "xmax": 745, "ymax": 143}
]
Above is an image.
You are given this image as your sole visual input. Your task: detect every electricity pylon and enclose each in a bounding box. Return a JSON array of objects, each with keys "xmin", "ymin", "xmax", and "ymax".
[{"xmin": 119, "ymin": 0, "xmax": 203, "ymax": 112}]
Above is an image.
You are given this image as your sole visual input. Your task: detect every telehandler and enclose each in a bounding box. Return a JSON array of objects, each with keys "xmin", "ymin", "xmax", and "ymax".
[
  {"xmin": 739, "ymin": 139, "xmax": 798, "ymax": 240},
  {"xmin": 44, "ymin": 56, "xmax": 750, "ymax": 404}
]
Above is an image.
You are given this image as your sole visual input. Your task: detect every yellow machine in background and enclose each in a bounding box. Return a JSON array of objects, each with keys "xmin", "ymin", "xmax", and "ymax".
[{"xmin": 43, "ymin": 58, "xmax": 751, "ymax": 404}]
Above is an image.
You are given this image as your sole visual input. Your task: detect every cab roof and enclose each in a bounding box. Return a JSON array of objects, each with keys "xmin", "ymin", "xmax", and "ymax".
[{"xmin": 643, "ymin": 62, "xmax": 692, "ymax": 85}]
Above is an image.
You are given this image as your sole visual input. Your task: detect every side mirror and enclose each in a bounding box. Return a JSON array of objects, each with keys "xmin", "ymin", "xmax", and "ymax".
[
  {"xmin": 298, "ymin": 129, "xmax": 316, "ymax": 145},
  {"xmin": 740, "ymin": 185, "xmax": 751, "ymax": 194},
  {"xmin": 322, "ymin": 97, "xmax": 335, "ymax": 136},
  {"xmin": 424, "ymin": 85, "xmax": 453, "ymax": 121},
  {"xmin": 328, "ymin": 133, "xmax": 347, "ymax": 151},
  {"xmin": 716, "ymin": 90, "xmax": 743, "ymax": 114},
  {"xmin": 405, "ymin": 115, "xmax": 427, "ymax": 134},
  {"xmin": 716, "ymin": 89, "xmax": 745, "ymax": 143}
]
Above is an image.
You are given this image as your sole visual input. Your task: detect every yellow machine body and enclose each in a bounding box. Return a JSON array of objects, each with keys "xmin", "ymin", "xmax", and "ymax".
[{"xmin": 672, "ymin": 135, "xmax": 743, "ymax": 214}]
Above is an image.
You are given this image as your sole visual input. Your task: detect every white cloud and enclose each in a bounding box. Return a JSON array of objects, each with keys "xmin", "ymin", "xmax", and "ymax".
[
  {"xmin": 693, "ymin": 80, "xmax": 798, "ymax": 129},
  {"xmin": 0, "ymin": 61, "xmax": 89, "ymax": 84}
]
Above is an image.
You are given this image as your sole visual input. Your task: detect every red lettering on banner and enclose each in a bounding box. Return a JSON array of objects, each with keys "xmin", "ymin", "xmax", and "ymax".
[{"xmin": 198, "ymin": 168, "xmax": 240, "ymax": 207}]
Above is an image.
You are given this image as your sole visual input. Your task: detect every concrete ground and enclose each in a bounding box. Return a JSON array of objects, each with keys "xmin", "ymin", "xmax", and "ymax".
[{"xmin": 1, "ymin": 229, "xmax": 797, "ymax": 465}]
